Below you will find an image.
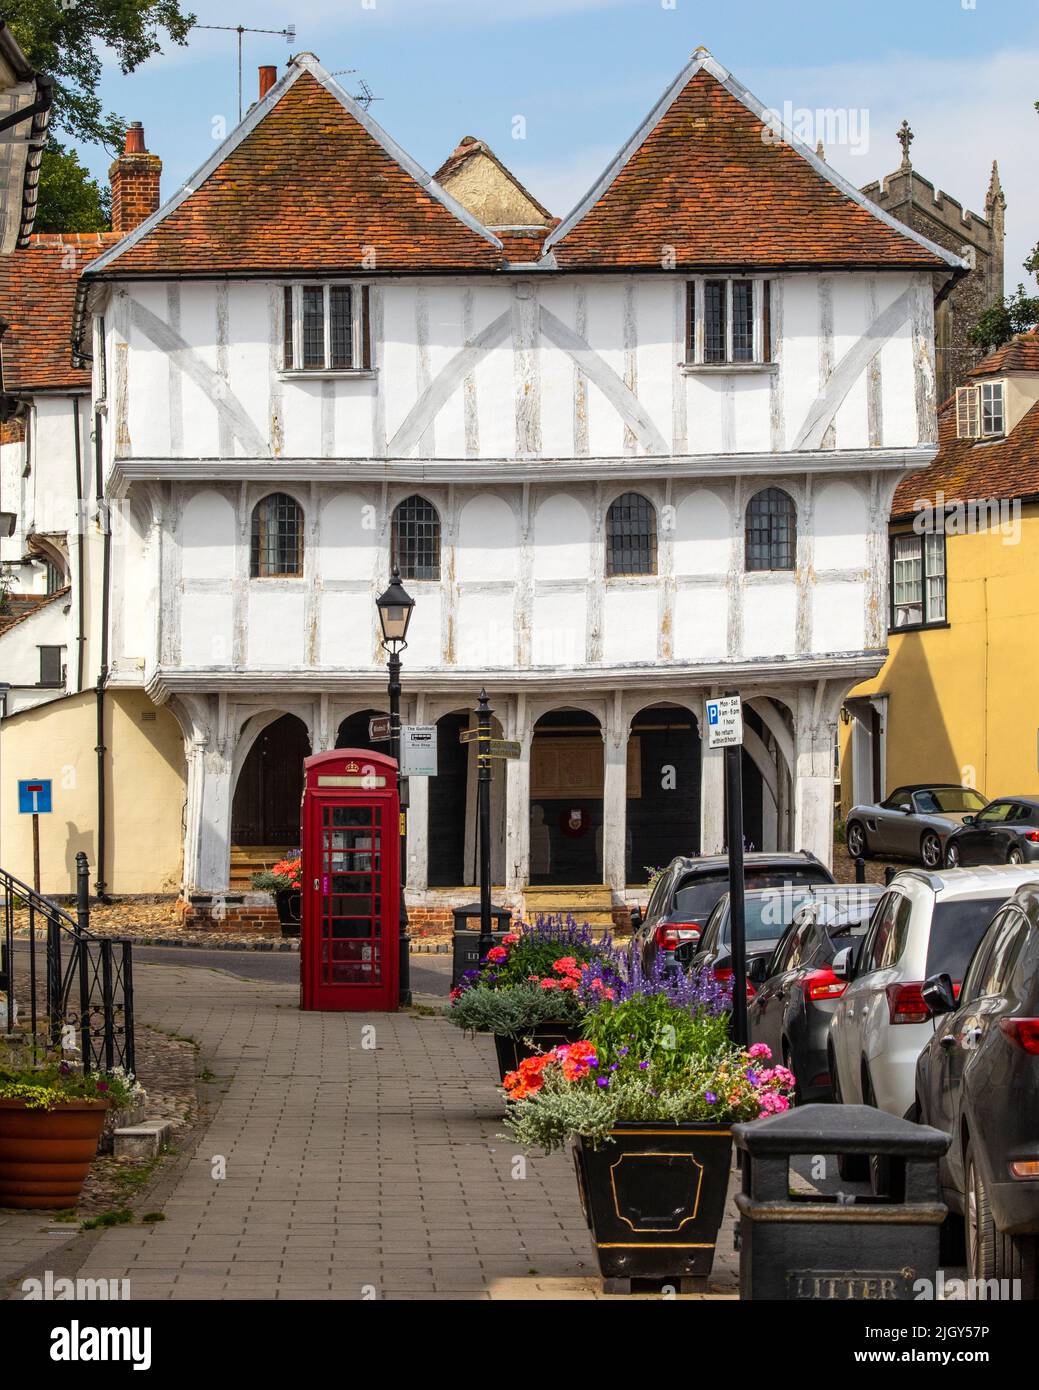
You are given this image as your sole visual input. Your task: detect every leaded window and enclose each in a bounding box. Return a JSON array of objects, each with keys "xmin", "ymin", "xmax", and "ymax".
[
  {"xmin": 283, "ymin": 283, "xmax": 371, "ymax": 372},
  {"xmin": 606, "ymin": 492, "xmax": 657, "ymax": 576},
  {"xmin": 251, "ymin": 493, "xmax": 304, "ymax": 578},
  {"xmin": 391, "ymin": 495, "xmax": 440, "ymax": 581},
  {"xmin": 687, "ymin": 278, "xmax": 771, "ymax": 365},
  {"xmin": 745, "ymin": 488, "xmax": 796, "ymax": 571}
]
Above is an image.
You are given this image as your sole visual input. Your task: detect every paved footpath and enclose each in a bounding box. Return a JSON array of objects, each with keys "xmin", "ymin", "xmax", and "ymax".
[{"xmin": 5, "ymin": 959, "xmax": 738, "ymax": 1301}]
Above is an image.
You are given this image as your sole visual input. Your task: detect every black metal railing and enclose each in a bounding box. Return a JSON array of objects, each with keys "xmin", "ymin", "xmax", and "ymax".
[{"xmin": 0, "ymin": 851, "xmax": 134, "ymax": 1074}]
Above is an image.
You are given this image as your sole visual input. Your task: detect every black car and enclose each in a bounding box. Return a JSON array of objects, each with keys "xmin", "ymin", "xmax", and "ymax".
[
  {"xmin": 630, "ymin": 851, "xmax": 835, "ymax": 975},
  {"xmin": 677, "ymin": 882, "xmax": 850, "ymax": 995},
  {"xmin": 916, "ymin": 882, "xmax": 1039, "ymax": 1296},
  {"xmin": 945, "ymin": 797, "xmax": 1039, "ymax": 868},
  {"xmin": 747, "ymin": 885, "xmax": 882, "ymax": 1102}
]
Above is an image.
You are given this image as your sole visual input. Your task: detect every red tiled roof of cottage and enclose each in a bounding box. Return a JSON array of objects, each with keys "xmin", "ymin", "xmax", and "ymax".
[
  {"xmin": 547, "ymin": 58, "xmax": 959, "ymax": 272},
  {"xmin": 0, "ymin": 586, "xmax": 70, "ymax": 637},
  {"xmin": 89, "ymin": 64, "xmax": 503, "ymax": 278},
  {"xmin": 970, "ymin": 330, "xmax": 1039, "ymax": 377},
  {"xmin": 892, "ymin": 394, "xmax": 1039, "ymax": 518},
  {"xmin": 0, "ymin": 233, "xmax": 118, "ymax": 390}
]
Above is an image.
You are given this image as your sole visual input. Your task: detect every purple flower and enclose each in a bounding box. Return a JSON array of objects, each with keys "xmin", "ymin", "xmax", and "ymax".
[
  {"xmin": 638, "ymin": 1061, "xmax": 649, "ymax": 1070},
  {"xmin": 618, "ymin": 1046, "xmax": 629, "ymax": 1056},
  {"xmin": 609, "ymin": 1062, "xmax": 619, "ymax": 1071},
  {"xmin": 705, "ymin": 1091, "xmax": 717, "ymax": 1104},
  {"xmin": 596, "ymin": 1076, "xmax": 610, "ymax": 1088}
]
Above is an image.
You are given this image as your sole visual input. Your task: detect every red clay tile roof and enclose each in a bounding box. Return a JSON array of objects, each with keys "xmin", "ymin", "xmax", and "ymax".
[
  {"xmin": 0, "ymin": 586, "xmax": 70, "ymax": 637},
  {"xmin": 0, "ymin": 233, "xmax": 118, "ymax": 391},
  {"xmin": 548, "ymin": 65, "xmax": 955, "ymax": 272},
  {"xmin": 892, "ymin": 394, "xmax": 1039, "ymax": 518},
  {"xmin": 970, "ymin": 330, "xmax": 1039, "ymax": 377},
  {"xmin": 91, "ymin": 69, "xmax": 503, "ymax": 277}
]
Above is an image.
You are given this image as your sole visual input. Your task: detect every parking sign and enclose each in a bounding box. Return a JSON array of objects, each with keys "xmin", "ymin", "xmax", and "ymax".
[{"xmin": 705, "ymin": 697, "xmax": 743, "ymax": 749}]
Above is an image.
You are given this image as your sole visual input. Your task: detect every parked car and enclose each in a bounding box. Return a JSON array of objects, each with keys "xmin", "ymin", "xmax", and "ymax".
[
  {"xmin": 828, "ymin": 866, "xmax": 1039, "ymax": 1126},
  {"xmin": 944, "ymin": 797, "xmax": 1039, "ymax": 868},
  {"xmin": 630, "ymin": 851, "xmax": 835, "ymax": 975},
  {"xmin": 676, "ymin": 881, "xmax": 853, "ymax": 996},
  {"xmin": 916, "ymin": 882, "xmax": 1039, "ymax": 1296},
  {"xmin": 845, "ymin": 784, "xmax": 988, "ymax": 869},
  {"xmin": 747, "ymin": 884, "xmax": 882, "ymax": 1102}
]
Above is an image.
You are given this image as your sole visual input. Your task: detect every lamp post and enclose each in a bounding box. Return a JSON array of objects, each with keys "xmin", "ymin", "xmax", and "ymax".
[
  {"xmin": 376, "ymin": 566, "xmax": 415, "ymax": 1008},
  {"xmin": 475, "ymin": 688, "xmax": 494, "ymax": 963}
]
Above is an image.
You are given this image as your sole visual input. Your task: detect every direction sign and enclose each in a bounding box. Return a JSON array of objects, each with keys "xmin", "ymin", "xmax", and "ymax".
[
  {"xmin": 368, "ymin": 716, "xmax": 391, "ymax": 743},
  {"xmin": 705, "ymin": 695, "xmax": 743, "ymax": 749},
  {"xmin": 18, "ymin": 779, "xmax": 52, "ymax": 814},
  {"xmin": 487, "ymin": 739, "xmax": 520, "ymax": 760},
  {"xmin": 400, "ymin": 724, "xmax": 437, "ymax": 777},
  {"xmin": 458, "ymin": 728, "xmax": 480, "ymax": 743}
]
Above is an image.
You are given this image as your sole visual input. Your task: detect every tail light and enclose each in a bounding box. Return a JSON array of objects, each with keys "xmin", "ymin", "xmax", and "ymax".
[
  {"xmin": 804, "ymin": 967, "xmax": 846, "ymax": 1001},
  {"xmin": 713, "ymin": 965, "xmax": 755, "ymax": 999},
  {"xmin": 999, "ymin": 1018, "xmax": 1039, "ymax": 1054},
  {"xmin": 886, "ymin": 981, "xmax": 930, "ymax": 1024},
  {"xmin": 1025, "ymin": 831, "xmax": 1039, "ymax": 844},
  {"xmin": 1010, "ymin": 1160, "xmax": 1039, "ymax": 1178},
  {"xmin": 654, "ymin": 923, "xmax": 701, "ymax": 951}
]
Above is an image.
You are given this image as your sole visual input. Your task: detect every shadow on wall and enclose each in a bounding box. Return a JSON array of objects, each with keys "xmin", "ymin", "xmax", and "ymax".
[
  {"xmin": 857, "ymin": 632, "xmax": 961, "ymax": 802},
  {"xmin": 62, "ymin": 821, "xmax": 96, "ymax": 892}
]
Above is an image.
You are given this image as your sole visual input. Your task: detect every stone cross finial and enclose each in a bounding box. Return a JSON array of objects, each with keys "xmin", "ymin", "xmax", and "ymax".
[{"xmin": 897, "ymin": 118, "xmax": 914, "ymax": 168}]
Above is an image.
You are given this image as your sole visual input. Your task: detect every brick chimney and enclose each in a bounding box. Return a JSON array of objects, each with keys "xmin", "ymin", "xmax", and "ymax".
[
  {"xmin": 259, "ymin": 65, "xmax": 278, "ymax": 99},
  {"xmin": 108, "ymin": 122, "xmax": 162, "ymax": 234}
]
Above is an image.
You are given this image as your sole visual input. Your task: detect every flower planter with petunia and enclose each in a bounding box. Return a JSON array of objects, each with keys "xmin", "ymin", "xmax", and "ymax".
[
  {"xmin": 502, "ymin": 955, "xmax": 795, "ymax": 1292},
  {"xmin": 251, "ymin": 855, "xmax": 302, "ymax": 937},
  {"xmin": 444, "ymin": 914, "xmax": 623, "ymax": 1084}
]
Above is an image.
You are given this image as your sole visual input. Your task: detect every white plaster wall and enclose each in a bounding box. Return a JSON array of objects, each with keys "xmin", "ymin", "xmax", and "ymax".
[
  {"xmin": 532, "ymin": 494, "xmax": 590, "ymax": 579},
  {"xmin": 603, "ymin": 586, "xmax": 657, "ymax": 664},
  {"xmin": 813, "ymin": 479, "xmax": 869, "ymax": 571},
  {"xmin": 531, "ymin": 587, "xmax": 586, "ymax": 667},
  {"xmin": 813, "ymin": 580, "xmax": 866, "ymax": 653},
  {"xmin": 181, "ymin": 590, "xmax": 233, "ymax": 666},
  {"xmin": 455, "ymin": 589, "xmax": 515, "ymax": 667},
  {"xmin": 455, "ymin": 494, "xmax": 518, "ymax": 581},
  {"xmin": 319, "ymin": 490, "xmax": 377, "ymax": 580},
  {"xmin": 673, "ymin": 585, "xmax": 728, "ymax": 661},
  {"xmin": 246, "ymin": 588, "xmax": 305, "ymax": 666},
  {"xmin": 0, "ymin": 598, "xmax": 69, "ymax": 712},
  {"xmin": 673, "ymin": 488, "xmax": 731, "ymax": 574},
  {"xmin": 180, "ymin": 489, "xmax": 235, "ymax": 580},
  {"xmin": 318, "ymin": 592, "xmax": 373, "ymax": 666},
  {"xmin": 743, "ymin": 582, "xmax": 797, "ymax": 657}
]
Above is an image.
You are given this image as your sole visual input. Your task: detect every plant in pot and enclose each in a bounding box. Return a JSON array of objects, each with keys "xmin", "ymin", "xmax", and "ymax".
[
  {"xmin": 445, "ymin": 913, "xmax": 623, "ymax": 1082},
  {"xmin": 501, "ymin": 955, "xmax": 796, "ymax": 1292},
  {"xmin": 251, "ymin": 853, "xmax": 302, "ymax": 937},
  {"xmin": 0, "ymin": 1044, "xmax": 146, "ymax": 1209}
]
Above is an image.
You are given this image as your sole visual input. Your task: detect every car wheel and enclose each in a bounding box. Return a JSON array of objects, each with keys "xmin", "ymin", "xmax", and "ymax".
[
  {"xmin": 863, "ymin": 1071, "xmax": 902, "ymax": 1200},
  {"xmin": 966, "ymin": 1141, "xmax": 1038, "ymax": 1298},
  {"xmin": 1008, "ymin": 847, "xmax": 1025, "ymax": 865},
  {"xmin": 920, "ymin": 832, "xmax": 943, "ymax": 870},
  {"xmin": 945, "ymin": 841, "xmax": 962, "ymax": 868},
  {"xmin": 831, "ymin": 1047, "xmax": 870, "ymax": 1181},
  {"xmin": 846, "ymin": 821, "xmax": 870, "ymax": 859}
]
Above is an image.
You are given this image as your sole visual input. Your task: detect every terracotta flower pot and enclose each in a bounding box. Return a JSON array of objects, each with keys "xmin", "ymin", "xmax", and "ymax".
[{"xmin": 0, "ymin": 1098, "xmax": 108, "ymax": 1209}]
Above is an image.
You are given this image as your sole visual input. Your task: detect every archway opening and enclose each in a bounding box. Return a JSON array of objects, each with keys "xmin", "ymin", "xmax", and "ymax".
[
  {"xmin": 529, "ymin": 708, "xmax": 603, "ymax": 886},
  {"xmin": 627, "ymin": 703, "xmax": 701, "ymax": 883},
  {"xmin": 428, "ymin": 708, "xmax": 506, "ymax": 887},
  {"xmin": 231, "ymin": 713, "xmax": 311, "ymax": 850},
  {"xmin": 335, "ymin": 709, "xmax": 390, "ymax": 756}
]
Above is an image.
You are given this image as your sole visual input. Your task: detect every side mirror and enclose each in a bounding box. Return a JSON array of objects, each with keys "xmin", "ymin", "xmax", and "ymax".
[
  {"xmin": 898, "ymin": 804, "xmax": 912, "ymax": 814},
  {"xmin": 962, "ymin": 815, "xmax": 975, "ymax": 826},
  {"xmin": 747, "ymin": 956, "xmax": 770, "ymax": 986},
  {"xmin": 921, "ymin": 973, "xmax": 957, "ymax": 1016},
  {"xmin": 630, "ymin": 906, "xmax": 643, "ymax": 929},
  {"xmin": 832, "ymin": 945, "xmax": 854, "ymax": 982}
]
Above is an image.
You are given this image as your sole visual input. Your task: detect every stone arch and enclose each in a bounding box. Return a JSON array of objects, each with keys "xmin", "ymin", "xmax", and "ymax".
[
  {"xmin": 529, "ymin": 707, "xmax": 604, "ymax": 885},
  {"xmin": 627, "ymin": 702, "xmax": 701, "ymax": 881},
  {"xmin": 230, "ymin": 711, "xmax": 311, "ymax": 849}
]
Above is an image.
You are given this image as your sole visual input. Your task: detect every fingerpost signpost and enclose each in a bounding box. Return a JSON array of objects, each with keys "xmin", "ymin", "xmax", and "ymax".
[{"xmin": 705, "ymin": 695, "xmax": 748, "ymax": 1046}]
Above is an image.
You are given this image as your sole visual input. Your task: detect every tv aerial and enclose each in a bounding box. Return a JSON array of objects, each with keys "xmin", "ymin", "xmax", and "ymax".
[{"xmin": 193, "ymin": 21, "xmax": 297, "ymax": 122}]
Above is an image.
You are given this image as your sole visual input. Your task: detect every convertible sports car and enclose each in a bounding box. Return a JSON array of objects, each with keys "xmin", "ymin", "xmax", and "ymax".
[{"xmin": 845, "ymin": 784, "xmax": 988, "ymax": 869}]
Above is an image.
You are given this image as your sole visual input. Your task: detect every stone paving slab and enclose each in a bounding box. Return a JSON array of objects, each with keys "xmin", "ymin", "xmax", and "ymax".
[{"xmin": 5, "ymin": 960, "xmax": 739, "ymax": 1302}]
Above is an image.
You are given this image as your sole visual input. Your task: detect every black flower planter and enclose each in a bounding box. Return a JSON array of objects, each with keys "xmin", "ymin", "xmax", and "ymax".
[
  {"xmin": 493, "ymin": 1025, "xmax": 582, "ymax": 1083},
  {"xmin": 274, "ymin": 888, "xmax": 301, "ymax": 938},
  {"xmin": 572, "ymin": 1120, "xmax": 733, "ymax": 1292}
]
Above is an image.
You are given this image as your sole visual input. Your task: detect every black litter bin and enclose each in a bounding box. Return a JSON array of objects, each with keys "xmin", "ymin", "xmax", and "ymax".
[
  {"xmin": 451, "ymin": 903, "xmax": 512, "ymax": 988},
  {"xmin": 733, "ymin": 1103, "xmax": 950, "ymax": 1300}
]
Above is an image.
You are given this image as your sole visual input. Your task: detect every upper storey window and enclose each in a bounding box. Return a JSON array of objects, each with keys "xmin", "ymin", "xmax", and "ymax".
[
  {"xmin": 745, "ymin": 487, "xmax": 796, "ymax": 571},
  {"xmin": 955, "ymin": 381, "xmax": 1004, "ymax": 439},
  {"xmin": 685, "ymin": 277, "xmax": 771, "ymax": 367},
  {"xmin": 606, "ymin": 492, "xmax": 657, "ymax": 576},
  {"xmin": 283, "ymin": 283, "xmax": 371, "ymax": 373}
]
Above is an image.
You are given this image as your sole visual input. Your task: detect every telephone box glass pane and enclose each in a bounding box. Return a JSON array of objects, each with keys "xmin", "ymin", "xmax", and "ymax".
[{"xmin": 320, "ymin": 805, "xmax": 382, "ymax": 985}]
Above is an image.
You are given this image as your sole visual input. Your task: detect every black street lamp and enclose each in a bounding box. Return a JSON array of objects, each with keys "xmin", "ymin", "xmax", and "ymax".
[
  {"xmin": 475, "ymin": 688, "xmax": 494, "ymax": 963},
  {"xmin": 376, "ymin": 566, "xmax": 415, "ymax": 1008}
]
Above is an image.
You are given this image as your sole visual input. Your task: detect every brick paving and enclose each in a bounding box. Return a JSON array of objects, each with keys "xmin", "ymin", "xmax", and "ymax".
[{"xmin": 5, "ymin": 959, "xmax": 738, "ymax": 1301}]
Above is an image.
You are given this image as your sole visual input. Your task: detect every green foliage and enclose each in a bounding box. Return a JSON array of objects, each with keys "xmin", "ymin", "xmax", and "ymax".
[
  {"xmin": 81, "ymin": 1207, "xmax": 133, "ymax": 1230},
  {"xmin": 444, "ymin": 980, "xmax": 583, "ymax": 1036},
  {"xmin": 584, "ymin": 992, "xmax": 731, "ymax": 1088},
  {"xmin": 34, "ymin": 141, "xmax": 110, "ymax": 232},
  {"xmin": 6, "ymin": 0, "xmax": 195, "ymax": 149},
  {"xmin": 970, "ymin": 283, "xmax": 1039, "ymax": 354},
  {"xmin": 0, "ymin": 1040, "xmax": 144, "ymax": 1111}
]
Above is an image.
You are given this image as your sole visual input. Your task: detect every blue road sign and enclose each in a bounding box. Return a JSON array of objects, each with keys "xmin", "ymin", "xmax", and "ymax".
[{"xmin": 18, "ymin": 779, "xmax": 52, "ymax": 814}]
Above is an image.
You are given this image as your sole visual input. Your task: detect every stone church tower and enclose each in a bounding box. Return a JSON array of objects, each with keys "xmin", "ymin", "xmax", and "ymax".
[{"xmin": 861, "ymin": 120, "xmax": 1005, "ymax": 402}]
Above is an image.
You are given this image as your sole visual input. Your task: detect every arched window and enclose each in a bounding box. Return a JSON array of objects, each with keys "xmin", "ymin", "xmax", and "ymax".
[
  {"xmin": 391, "ymin": 494, "xmax": 440, "ymax": 581},
  {"xmin": 745, "ymin": 488, "xmax": 796, "ymax": 571},
  {"xmin": 606, "ymin": 492, "xmax": 656, "ymax": 576},
  {"xmin": 250, "ymin": 493, "xmax": 303, "ymax": 577}
]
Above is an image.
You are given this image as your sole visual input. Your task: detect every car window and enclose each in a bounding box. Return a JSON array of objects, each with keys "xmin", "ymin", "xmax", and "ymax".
[
  {"xmin": 882, "ymin": 788, "xmax": 911, "ymax": 809},
  {"xmin": 672, "ymin": 877, "xmax": 730, "ymax": 921},
  {"xmin": 914, "ymin": 788, "xmax": 987, "ymax": 815},
  {"xmin": 719, "ymin": 890, "xmax": 815, "ymax": 946},
  {"xmin": 645, "ymin": 870, "xmax": 673, "ymax": 922},
  {"xmin": 774, "ymin": 918, "xmax": 811, "ymax": 973},
  {"xmin": 975, "ymin": 802, "xmax": 1013, "ymax": 825},
  {"xmin": 1006, "ymin": 804, "xmax": 1035, "ymax": 824},
  {"xmin": 976, "ymin": 910, "xmax": 1029, "ymax": 997},
  {"xmin": 960, "ymin": 915, "xmax": 1002, "ymax": 1005},
  {"xmin": 864, "ymin": 893, "xmax": 910, "ymax": 972},
  {"xmin": 925, "ymin": 895, "xmax": 1010, "ymax": 980}
]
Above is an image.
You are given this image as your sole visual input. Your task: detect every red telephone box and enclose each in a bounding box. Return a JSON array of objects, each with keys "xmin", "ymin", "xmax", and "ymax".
[{"xmin": 300, "ymin": 749, "xmax": 400, "ymax": 1012}]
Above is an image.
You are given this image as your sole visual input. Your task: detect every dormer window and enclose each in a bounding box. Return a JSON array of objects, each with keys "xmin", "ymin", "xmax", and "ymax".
[
  {"xmin": 282, "ymin": 283, "xmax": 371, "ymax": 374},
  {"xmin": 955, "ymin": 381, "xmax": 1004, "ymax": 439},
  {"xmin": 685, "ymin": 277, "xmax": 771, "ymax": 367}
]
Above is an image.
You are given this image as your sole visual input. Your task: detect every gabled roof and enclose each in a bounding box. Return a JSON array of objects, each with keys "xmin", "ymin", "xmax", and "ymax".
[
  {"xmin": 892, "ymin": 393, "xmax": 1039, "ymax": 518},
  {"xmin": 970, "ymin": 330, "xmax": 1039, "ymax": 377},
  {"xmin": 546, "ymin": 50, "xmax": 967, "ymax": 273},
  {"xmin": 433, "ymin": 135, "xmax": 553, "ymax": 229},
  {"xmin": 0, "ymin": 233, "xmax": 118, "ymax": 390},
  {"xmin": 0, "ymin": 585, "xmax": 69, "ymax": 637},
  {"xmin": 82, "ymin": 55, "xmax": 503, "ymax": 279}
]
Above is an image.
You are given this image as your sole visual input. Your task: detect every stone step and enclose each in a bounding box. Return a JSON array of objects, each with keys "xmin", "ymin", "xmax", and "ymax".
[{"xmin": 523, "ymin": 885, "xmax": 618, "ymax": 932}]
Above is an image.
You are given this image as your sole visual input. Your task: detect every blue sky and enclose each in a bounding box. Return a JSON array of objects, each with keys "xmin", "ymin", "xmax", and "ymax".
[{"xmin": 81, "ymin": 0, "xmax": 1038, "ymax": 277}]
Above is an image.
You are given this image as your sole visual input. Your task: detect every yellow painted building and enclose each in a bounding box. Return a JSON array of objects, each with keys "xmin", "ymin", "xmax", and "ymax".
[{"xmin": 841, "ymin": 331, "xmax": 1039, "ymax": 812}]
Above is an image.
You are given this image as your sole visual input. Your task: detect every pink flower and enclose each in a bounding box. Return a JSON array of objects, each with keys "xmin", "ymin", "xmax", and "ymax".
[
  {"xmin": 748, "ymin": 1043, "xmax": 772, "ymax": 1060},
  {"xmin": 486, "ymin": 946, "xmax": 507, "ymax": 963},
  {"xmin": 539, "ymin": 978, "xmax": 557, "ymax": 990}
]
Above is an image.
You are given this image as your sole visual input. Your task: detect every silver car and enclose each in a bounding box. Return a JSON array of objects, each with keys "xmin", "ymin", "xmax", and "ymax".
[{"xmin": 845, "ymin": 784, "xmax": 988, "ymax": 869}]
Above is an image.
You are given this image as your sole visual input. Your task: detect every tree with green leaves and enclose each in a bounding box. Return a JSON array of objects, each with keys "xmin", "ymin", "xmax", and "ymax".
[
  {"xmin": 33, "ymin": 142, "xmax": 110, "ymax": 232},
  {"xmin": 6, "ymin": 1, "xmax": 195, "ymax": 151}
]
